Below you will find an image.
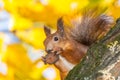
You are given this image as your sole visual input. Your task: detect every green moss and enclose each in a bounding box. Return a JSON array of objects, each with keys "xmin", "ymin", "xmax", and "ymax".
[{"xmin": 65, "ymin": 18, "xmax": 120, "ymax": 80}]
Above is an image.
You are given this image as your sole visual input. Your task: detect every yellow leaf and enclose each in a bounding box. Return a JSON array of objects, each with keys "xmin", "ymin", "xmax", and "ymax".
[
  {"xmin": 11, "ymin": 14, "xmax": 33, "ymax": 30},
  {"xmin": 14, "ymin": 27, "xmax": 46, "ymax": 49}
]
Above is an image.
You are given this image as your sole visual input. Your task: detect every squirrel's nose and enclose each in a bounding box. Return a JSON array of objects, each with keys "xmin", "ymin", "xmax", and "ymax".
[{"xmin": 46, "ymin": 49, "xmax": 53, "ymax": 53}]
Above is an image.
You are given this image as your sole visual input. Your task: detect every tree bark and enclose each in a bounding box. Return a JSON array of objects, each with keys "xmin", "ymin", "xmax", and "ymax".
[{"xmin": 65, "ymin": 18, "xmax": 120, "ymax": 80}]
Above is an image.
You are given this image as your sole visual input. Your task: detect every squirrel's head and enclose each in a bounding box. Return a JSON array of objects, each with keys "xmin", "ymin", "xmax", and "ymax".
[{"xmin": 43, "ymin": 18, "xmax": 68, "ymax": 64}]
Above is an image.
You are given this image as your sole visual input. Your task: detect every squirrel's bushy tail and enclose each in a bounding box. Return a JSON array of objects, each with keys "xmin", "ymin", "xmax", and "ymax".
[{"xmin": 70, "ymin": 10, "xmax": 114, "ymax": 46}]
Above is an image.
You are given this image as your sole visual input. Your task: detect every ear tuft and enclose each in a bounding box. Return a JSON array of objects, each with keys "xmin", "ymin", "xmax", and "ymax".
[
  {"xmin": 57, "ymin": 17, "xmax": 64, "ymax": 36},
  {"xmin": 44, "ymin": 25, "xmax": 51, "ymax": 36},
  {"xmin": 57, "ymin": 17, "xmax": 63, "ymax": 28}
]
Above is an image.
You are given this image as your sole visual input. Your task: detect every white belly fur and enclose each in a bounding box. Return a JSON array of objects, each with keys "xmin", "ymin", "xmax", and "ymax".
[{"xmin": 59, "ymin": 55, "xmax": 75, "ymax": 71}]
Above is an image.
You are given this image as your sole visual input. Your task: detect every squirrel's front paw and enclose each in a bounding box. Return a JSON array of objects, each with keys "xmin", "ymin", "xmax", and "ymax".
[{"xmin": 42, "ymin": 52, "xmax": 59, "ymax": 64}]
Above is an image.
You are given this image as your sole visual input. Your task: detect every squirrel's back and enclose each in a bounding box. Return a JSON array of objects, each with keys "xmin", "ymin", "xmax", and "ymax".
[{"xmin": 67, "ymin": 10, "xmax": 114, "ymax": 46}]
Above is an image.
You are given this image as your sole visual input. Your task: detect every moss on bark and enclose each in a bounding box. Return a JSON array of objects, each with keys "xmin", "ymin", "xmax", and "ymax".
[{"xmin": 65, "ymin": 18, "xmax": 120, "ymax": 80}]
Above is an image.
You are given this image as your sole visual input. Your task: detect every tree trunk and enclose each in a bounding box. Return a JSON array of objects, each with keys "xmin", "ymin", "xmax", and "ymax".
[{"xmin": 65, "ymin": 18, "xmax": 120, "ymax": 80}]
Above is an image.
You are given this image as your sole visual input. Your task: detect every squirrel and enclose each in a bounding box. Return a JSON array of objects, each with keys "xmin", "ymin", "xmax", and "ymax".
[{"xmin": 42, "ymin": 10, "xmax": 114, "ymax": 80}]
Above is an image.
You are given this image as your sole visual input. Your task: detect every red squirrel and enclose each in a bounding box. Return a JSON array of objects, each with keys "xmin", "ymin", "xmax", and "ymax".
[{"xmin": 42, "ymin": 10, "xmax": 114, "ymax": 80}]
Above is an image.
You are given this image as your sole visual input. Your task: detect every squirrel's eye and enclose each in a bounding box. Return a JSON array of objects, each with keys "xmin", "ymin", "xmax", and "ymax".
[{"xmin": 54, "ymin": 37, "xmax": 59, "ymax": 41}]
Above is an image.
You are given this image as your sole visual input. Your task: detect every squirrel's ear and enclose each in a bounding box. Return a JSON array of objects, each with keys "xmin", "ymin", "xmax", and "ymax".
[
  {"xmin": 57, "ymin": 17, "xmax": 64, "ymax": 36},
  {"xmin": 44, "ymin": 26, "xmax": 51, "ymax": 36}
]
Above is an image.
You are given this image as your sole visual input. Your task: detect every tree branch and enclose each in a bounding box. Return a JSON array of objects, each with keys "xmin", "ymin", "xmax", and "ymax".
[{"xmin": 65, "ymin": 18, "xmax": 120, "ymax": 80}]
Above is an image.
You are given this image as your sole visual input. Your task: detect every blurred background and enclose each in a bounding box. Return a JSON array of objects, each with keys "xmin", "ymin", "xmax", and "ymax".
[{"xmin": 0, "ymin": 0, "xmax": 120, "ymax": 80}]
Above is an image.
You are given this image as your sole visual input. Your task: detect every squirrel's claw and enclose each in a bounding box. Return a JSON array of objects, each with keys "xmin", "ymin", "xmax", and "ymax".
[{"xmin": 41, "ymin": 56, "xmax": 47, "ymax": 64}]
